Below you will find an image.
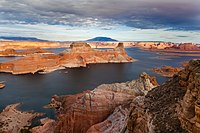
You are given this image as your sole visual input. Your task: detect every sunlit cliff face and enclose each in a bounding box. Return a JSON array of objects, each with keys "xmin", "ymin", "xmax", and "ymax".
[{"xmin": 0, "ymin": 0, "xmax": 200, "ymax": 42}]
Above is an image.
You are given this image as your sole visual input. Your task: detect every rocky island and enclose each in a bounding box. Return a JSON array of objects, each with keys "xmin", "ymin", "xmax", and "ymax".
[
  {"xmin": 0, "ymin": 48, "xmax": 54, "ymax": 57},
  {"xmin": 0, "ymin": 82, "xmax": 5, "ymax": 89},
  {"xmin": 0, "ymin": 59, "xmax": 200, "ymax": 133},
  {"xmin": 0, "ymin": 42, "xmax": 134, "ymax": 74},
  {"xmin": 153, "ymin": 66, "xmax": 183, "ymax": 77}
]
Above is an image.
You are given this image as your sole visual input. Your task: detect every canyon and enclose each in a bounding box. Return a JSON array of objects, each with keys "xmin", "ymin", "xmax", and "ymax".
[
  {"xmin": 0, "ymin": 59, "xmax": 199, "ymax": 133},
  {"xmin": 0, "ymin": 42, "xmax": 134, "ymax": 74}
]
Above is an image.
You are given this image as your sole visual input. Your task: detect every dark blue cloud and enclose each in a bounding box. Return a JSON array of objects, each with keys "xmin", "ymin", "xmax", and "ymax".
[{"xmin": 0, "ymin": 0, "xmax": 199, "ymax": 30}]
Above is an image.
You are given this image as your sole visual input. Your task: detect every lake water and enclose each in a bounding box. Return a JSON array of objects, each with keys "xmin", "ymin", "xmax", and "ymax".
[{"xmin": 0, "ymin": 48, "xmax": 198, "ymax": 118}]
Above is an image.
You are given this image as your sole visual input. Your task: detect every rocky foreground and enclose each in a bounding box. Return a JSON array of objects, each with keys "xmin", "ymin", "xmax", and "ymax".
[
  {"xmin": 126, "ymin": 59, "xmax": 200, "ymax": 132},
  {"xmin": 0, "ymin": 48, "xmax": 54, "ymax": 57},
  {"xmin": 0, "ymin": 103, "xmax": 43, "ymax": 133},
  {"xmin": 0, "ymin": 42, "xmax": 134, "ymax": 74},
  {"xmin": 32, "ymin": 59, "xmax": 200, "ymax": 133},
  {"xmin": 1, "ymin": 59, "xmax": 199, "ymax": 132},
  {"xmin": 38, "ymin": 72, "xmax": 158, "ymax": 133}
]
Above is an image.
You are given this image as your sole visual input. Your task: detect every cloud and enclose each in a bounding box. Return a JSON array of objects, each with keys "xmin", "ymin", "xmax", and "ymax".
[{"xmin": 0, "ymin": 0, "xmax": 199, "ymax": 30}]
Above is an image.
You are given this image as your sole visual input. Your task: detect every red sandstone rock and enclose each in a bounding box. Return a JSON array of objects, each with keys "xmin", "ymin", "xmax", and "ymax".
[
  {"xmin": 0, "ymin": 81, "xmax": 5, "ymax": 89},
  {"xmin": 0, "ymin": 103, "xmax": 43, "ymax": 133},
  {"xmin": 165, "ymin": 43, "xmax": 200, "ymax": 51},
  {"xmin": 0, "ymin": 41, "xmax": 70, "ymax": 50},
  {"xmin": 0, "ymin": 42, "xmax": 134, "ymax": 74},
  {"xmin": 31, "ymin": 118, "xmax": 56, "ymax": 133},
  {"xmin": 0, "ymin": 48, "xmax": 54, "ymax": 57},
  {"xmin": 46, "ymin": 72, "xmax": 157, "ymax": 133},
  {"xmin": 153, "ymin": 66, "xmax": 183, "ymax": 77},
  {"xmin": 126, "ymin": 59, "xmax": 200, "ymax": 133}
]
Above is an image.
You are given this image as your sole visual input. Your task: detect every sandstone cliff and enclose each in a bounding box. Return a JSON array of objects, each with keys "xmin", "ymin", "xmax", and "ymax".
[
  {"xmin": 166, "ymin": 43, "xmax": 200, "ymax": 51},
  {"xmin": 0, "ymin": 48, "xmax": 54, "ymax": 57},
  {"xmin": 0, "ymin": 42, "xmax": 134, "ymax": 74},
  {"xmin": 45, "ymin": 72, "xmax": 157, "ymax": 133},
  {"xmin": 126, "ymin": 59, "xmax": 200, "ymax": 133}
]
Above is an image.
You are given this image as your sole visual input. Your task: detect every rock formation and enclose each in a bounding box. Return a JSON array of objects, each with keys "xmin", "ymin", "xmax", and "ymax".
[
  {"xmin": 0, "ymin": 81, "xmax": 5, "ymax": 89},
  {"xmin": 0, "ymin": 42, "xmax": 134, "ymax": 74},
  {"xmin": 165, "ymin": 43, "xmax": 200, "ymax": 51},
  {"xmin": 0, "ymin": 103, "xmax": 43, "ymax": 133},
  {"xmin": 31, "ymin": 118, "xmax": 56, "ymax": 133},
  {"xmin": 153, "ymin": 66, "xmax": 183, "ymax": 77},
  {"xmin": 45, "ymin": 72, "xmax": 157, "ymax": 133},
  {"xmin": 126, "ymin": 59, "xmax": 200, "ymax": 133},
  {"xmin": 0, "ymin": 41, "xmax": 70, "ymax": 50},
  {"xmin": 135, "ymin": 42, "xmax": 173, "ymax": 50},
  {"xmin": 88, "ymin": 42, "xmax": 136, "ymax": 48},
  {"xmin": 0, "ymin": 48, "xmax": 54, "ymax": 57}
]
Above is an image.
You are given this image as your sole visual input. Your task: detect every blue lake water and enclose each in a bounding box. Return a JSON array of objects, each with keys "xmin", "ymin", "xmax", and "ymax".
[{"xmin": 0, "ymin": 48, "xmax": 198, "ymax": 118}]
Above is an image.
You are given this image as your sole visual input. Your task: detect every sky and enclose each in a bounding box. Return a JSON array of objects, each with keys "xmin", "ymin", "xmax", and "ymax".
[{"xmin": 0, "ymin": 0, "xmax": 200, "ymax": 43}]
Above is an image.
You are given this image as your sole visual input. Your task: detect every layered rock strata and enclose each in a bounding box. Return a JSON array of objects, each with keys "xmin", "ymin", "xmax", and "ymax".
[
  {"xmin": 46, "ymin": 72, "xmax": 157, "ymax": 133},
  {"xmin": 0, "ymin": 42, "xmax": 134, "ymax": 74},
  {"xmin": 126, "ymin": 59, "xmax": 200, "ymax": 133}
]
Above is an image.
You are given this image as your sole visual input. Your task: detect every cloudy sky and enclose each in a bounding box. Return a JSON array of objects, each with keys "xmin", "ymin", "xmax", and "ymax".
[{"xmin": 0, "ymin": 0, "xmax": 200, "ymax": 42}]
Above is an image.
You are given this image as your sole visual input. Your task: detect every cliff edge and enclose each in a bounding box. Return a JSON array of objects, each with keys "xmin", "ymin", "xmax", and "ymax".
[{"xmin": 126, "ymin": 59, "xmax": 200, "ymax": 133}]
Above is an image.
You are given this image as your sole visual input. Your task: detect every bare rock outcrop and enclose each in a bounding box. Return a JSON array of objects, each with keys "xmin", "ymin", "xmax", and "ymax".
[
  {"xmin": 0, "ymin": 42, "xmax": 134, "ymax": 74},
  {"xmin": 153, "ymin": 66, "xmax": 183, "ymax": 77},
  {"xmin": 0, "ymin": 81, "xmax": 5, "ymax": 89},
  {"xmin": 0, "ymin": 48, "xmax": 54, "ymax": 57},
  {"xmin": 46, "ymin": 72, "xmax": 157, "ymax": 133},
  {"xmin": 0, "ymin": 103, "xmax": 43, "ymax": 133},
  {"xmin": 31, "ymin": 118, "xmax": 56, "ymax": 133},
  {"xmin": 166, "ymin": 43, "xmax": 200, "ymax": 51},
  {"xmin": 126, "ymin": 59, "xmax": 200, "ymax": 133}
]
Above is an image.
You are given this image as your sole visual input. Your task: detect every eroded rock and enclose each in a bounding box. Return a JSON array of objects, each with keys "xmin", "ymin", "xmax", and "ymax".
[
  {"xmin": 47, "ymin": 72, "xmax": 157, "ymax": 133},
  {"xmin": 0, "ymin": 42, "xmax": 134, "ymax": 74},
  {"xmin": 0, "ymin": 103, "xmax": 43, "ymax": 133},
  {"xmin": 126, "ymin": 59, "xmax": 200, "ymax": 133},
  {"xmin": 153, "ymin": 66, "xmax": 183, "ymax": 77}
]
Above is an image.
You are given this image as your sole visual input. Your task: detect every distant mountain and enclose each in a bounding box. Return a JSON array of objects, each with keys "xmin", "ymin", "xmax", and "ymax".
[
  {"xmin": 0, "ymin": 36, "xmax": 47, "ymax": 41},
  {"xmin": 86, "ymin": 37, "xmax": 118, "ymax": 42}
]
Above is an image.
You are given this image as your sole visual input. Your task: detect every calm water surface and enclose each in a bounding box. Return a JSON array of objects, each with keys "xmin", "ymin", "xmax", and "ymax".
[{"xmin": 0, "ymin": 48, "xmax": 198, "ymax": 118}]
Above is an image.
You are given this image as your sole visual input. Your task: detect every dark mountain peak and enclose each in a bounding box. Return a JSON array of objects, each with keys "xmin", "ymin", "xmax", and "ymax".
[{"xmin": 87, "ymin": 37, "xmax": 118, "ymax": 42}]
